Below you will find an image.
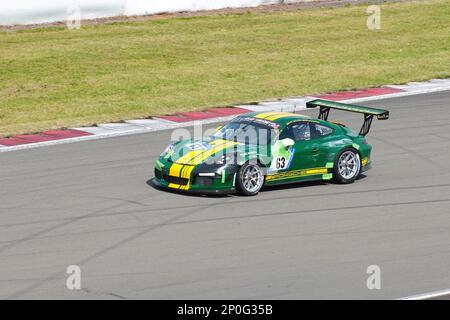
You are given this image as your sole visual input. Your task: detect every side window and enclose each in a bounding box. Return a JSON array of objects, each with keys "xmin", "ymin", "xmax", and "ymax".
[
  {"xmin": 310, "ymin": 124, "xmax": 333, "ymax": 139},
  {"xmin": 279, "ymin": 122, "xmax": 310, "ymax": 141},
  {"xmin": 279, "ymin": 126, "xmax": 294, "ymax": 140},
  {"xmin": 292, "ymin": 123, "xmax": 311, "ymax": 141}
]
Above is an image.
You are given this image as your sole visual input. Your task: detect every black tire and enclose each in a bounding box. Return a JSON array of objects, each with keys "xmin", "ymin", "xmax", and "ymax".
[
  {"xmin": 333, "ymin": 148, "xmax": 361, "ymax": 184},
  {"xmin": 236, "ymin": 162, "xmax": 265, "ymax": 196}
]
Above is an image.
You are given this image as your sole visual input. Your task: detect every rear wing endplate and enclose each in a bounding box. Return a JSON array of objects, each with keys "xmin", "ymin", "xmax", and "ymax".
[{"xmin": 306, "ymin": 99, "xmax": 389, "ymax": 136}]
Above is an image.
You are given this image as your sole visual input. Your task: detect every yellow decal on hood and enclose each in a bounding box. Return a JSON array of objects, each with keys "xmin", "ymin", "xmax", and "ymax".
[
  {"xmin": 168, "ymin": 139, "xmax": 238, "ymax": 190},
  {"xmin": 176, "ymin": 139, "xmax": 238, "ymax": 166}
]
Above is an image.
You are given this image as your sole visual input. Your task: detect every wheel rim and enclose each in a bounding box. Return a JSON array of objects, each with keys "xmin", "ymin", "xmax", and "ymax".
[
  {"xmin": 338, "ymin": 151, "xmax": 360, "ymax": 180},
  {"xmin": 242, "ymin": 165, "xmax": 264, "ymax": 193}
]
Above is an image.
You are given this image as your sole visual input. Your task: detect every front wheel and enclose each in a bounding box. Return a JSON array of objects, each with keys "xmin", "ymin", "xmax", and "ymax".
[
  {"xmin": 236, "ymin": 162, "xmax": 265, "ymax": 196},
  {"xmin": 333, "ymin": 148, "xmax": 361, "ymax": 184}
]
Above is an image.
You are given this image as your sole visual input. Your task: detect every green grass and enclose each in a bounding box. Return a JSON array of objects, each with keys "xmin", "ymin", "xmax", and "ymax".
[{"xmin": 0, "ymin": 0, "xmax": 449, "ymax": 136}]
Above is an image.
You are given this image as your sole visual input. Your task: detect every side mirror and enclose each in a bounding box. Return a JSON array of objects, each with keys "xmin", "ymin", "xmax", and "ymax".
[{"xmin": 280, "ymin": 138, "xmax": 295, "ymax": 149}]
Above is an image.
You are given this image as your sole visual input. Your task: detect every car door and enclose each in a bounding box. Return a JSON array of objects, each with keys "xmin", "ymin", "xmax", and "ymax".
[
  {"xmin": 278, "ymin": 121, "xmax": 318, "ymax": 171},
  {"xmin": 309, "ymin": 122, "xmax": 335, "ymax": 168}
]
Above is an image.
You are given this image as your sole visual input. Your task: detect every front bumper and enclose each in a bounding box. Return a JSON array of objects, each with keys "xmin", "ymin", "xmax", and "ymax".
[
  {"xmin": 153, "ymin": 157, "xmax": 238, "ymax": 195},
  {"xmin": 151, "ymin": 178, "xmax": 235, "ymax": 195}
]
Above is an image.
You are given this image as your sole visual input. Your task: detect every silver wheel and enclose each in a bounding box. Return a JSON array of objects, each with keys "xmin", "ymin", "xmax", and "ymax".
[
  {"xmin": 338, "ymin": 151, "xmax": 360, "ymax": 180},
  {"xmin": 241, "ymin": 164, "xmax": 264, "ymax": 193}
]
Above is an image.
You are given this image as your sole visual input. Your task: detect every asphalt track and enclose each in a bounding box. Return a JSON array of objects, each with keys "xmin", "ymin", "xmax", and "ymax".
[{"xmin": 1, "ymin": 91, "xmax": 450, "ymax": 300}]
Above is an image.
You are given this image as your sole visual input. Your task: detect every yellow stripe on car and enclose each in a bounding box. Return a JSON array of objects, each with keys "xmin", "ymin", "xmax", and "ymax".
[
  {"xmin": 254, "ymin": 112, "xmax": 292, "ymax": 121},
  {"xmin": 168, "ymin": 164, "xmax": 196, "ymax": 190},
  {"xmin": 304, "ymin": 168, "xmax": 328, "ymax": 175},
  {"xmin": 168, "ymin": 163, "xmax": 185, "ymax": 189},
  {"xmin": 175, "ymin": 139, "xmax": 236, "ymax": 165},
  {"xmin": 168, "ymin": 139, "xmax": 237, "ymax": 190},
  {"xmin": 169, "ymin": 163, "xmax": 184, "ymax": 177},
  {"xmin": 266, "ymin": 167, "xmax": 329, "ymax": 182},
  {"xmin": 254, "ymin": 112, "xmax": 306, "ymax": 122},
  {"xmin": 264, "ymin": 112, "xmax": 296, "ymax": 121},
  {"xmin": 177, "ymin": 165, "xmax": 196, "ymax": 190},
  {"xmin": 176, "ymin": 150, "xmax": 206, "ymax": 165},
  {"xmin": 254, "ymin": 112, "xmax": 280, "ymax": 120},
  {"xmin": 185, "ymin": 140, "xmax": 237, "ymax": 165}
]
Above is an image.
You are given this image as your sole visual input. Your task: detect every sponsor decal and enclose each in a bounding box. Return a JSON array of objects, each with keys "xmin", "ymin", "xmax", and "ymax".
[
  {"xmin": 269, "ymin": 140, "xmax": 294, "ymax": 172},
  {"xmin": 186, "ymin": 142, "xmax": 209, "ymax": 151}
]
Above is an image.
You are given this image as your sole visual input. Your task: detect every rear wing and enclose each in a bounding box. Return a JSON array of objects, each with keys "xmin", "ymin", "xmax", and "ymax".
[{"xmin": 306, "ymin": 99, "xmax": 389, "ymax": 136}]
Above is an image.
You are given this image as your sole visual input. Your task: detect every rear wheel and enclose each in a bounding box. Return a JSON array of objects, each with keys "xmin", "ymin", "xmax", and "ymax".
[
  {"xmin": 236, "ymin": 162, "xmax": 264, "ymax": 196},
  {"xmin": 333, "ymin": 148, "xmax": 361, "ymax": 184}
]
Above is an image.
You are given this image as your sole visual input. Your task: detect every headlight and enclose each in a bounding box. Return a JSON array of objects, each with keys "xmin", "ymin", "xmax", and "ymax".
[
  {"xmin": 162, "ymin": 144, "xmax": 175, "ymax": 155},
  {"xmin": 216, "ymin": 154, "xmax": 230, "ymax": 165}
]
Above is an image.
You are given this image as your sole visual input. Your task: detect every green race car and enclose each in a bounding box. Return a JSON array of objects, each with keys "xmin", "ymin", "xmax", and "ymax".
[{"xmin": 153, "ymin": 99, "xmax": 389, "ymax": 196}]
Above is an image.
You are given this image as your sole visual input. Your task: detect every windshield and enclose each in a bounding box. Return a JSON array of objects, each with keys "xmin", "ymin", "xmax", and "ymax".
[{"xmin": 213, "ymin": 119, "xmax": 277, "ymax": 146}]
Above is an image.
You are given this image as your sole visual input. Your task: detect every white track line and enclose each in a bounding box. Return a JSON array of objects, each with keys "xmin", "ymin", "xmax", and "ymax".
[{"xmin": 398, "ymin": 288, "xmax": 450, "ymax": 300}]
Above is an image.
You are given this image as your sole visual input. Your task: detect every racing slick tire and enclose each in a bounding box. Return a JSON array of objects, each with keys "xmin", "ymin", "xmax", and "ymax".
[
  {"xmin": 236, "ymin": 162, "xmax": 265, "ymax": 196},
  {"xmin": 333, "ymin": 148, "xmax": 361, "ymax": 184}
]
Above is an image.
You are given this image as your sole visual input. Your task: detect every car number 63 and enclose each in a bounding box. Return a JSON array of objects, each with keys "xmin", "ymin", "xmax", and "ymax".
[{"xmin": 276, "ymin": 157, "xmax": 287, "ymax": 169}]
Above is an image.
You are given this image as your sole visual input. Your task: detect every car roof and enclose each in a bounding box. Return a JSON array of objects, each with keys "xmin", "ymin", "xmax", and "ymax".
[{"xmin": 235, "ymin": 111, "xmax": 322, "ymax": 128}]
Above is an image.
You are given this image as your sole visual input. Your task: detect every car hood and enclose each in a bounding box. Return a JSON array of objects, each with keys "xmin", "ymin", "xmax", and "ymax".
[{"xmin": 167, "ymin": 137, "xmax": 262, "ymax": 165}]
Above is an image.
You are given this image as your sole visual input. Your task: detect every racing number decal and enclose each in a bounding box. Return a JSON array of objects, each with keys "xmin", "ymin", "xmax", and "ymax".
[
  {"xmin": 275, "ymin": 157, "xmax": 287, "ymax": 170},
  {"xmin": 270, "ymin": 141, "xmax": 294, "ymax": 172}
]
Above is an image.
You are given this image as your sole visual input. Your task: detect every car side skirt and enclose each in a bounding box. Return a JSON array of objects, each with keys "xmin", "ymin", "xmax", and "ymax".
[{"xmin": 264, "ymin": 167, "xmax": 333, "ymax": 186}]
